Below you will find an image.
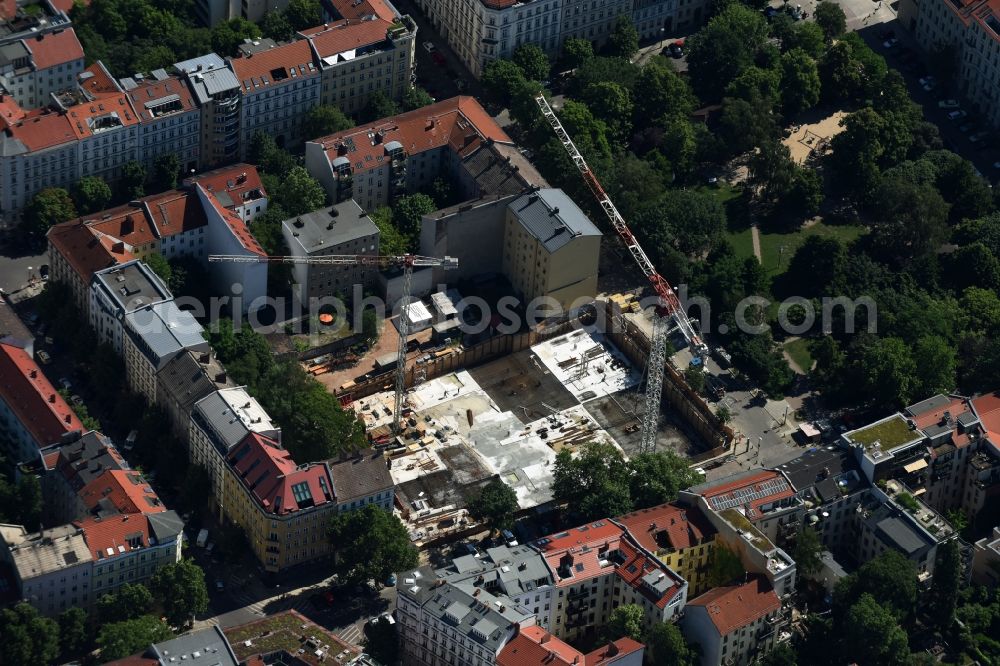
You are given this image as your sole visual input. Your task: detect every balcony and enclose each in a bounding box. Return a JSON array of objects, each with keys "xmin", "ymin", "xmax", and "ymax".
[{"xmin": 567, "ymin": 589, "xmax": 589, "ymax": 600}]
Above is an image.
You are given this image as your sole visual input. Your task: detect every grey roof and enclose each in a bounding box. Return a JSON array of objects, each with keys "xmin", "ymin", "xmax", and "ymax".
[
  {"xmin": 93, "ymin": 260, "xmax": 172, "ymax": 315},
  {"xmin": 147, "ymin": 625, "xmax": 238, "ymax": 666},
  {"xmin": 44, "ymin": 430, "xmax": 125, "ymax": 489},
  {"xmin": 174, "ymin": 53, "xmax": 226, "ymax": 74},
  {"xmin": 192, "ymin": 388, "xmax": 278, "ymax": 453},
  {"xmin": 508, "ymin": 188, "xmax": 601, "ymax": 254},
  {"xmin": 397, "ymin": 566, "xmax": 531, "ymax": 654},
  {"xmin": 875, "ymin": 516, "xmax": 928, "ymax": 555},
  {"xmin": 0, "ymin": 294, "xmax": 32, "ymax": 348},
  {"xmin": 6, "ymin": 524, "xmax": 93, "ymax": 580},
  {"xmin": 151, "ymin": 68, "xmax": 170, "ymax": 81},
  {"xmin": 148, "ymin": 510, "xmax": 185, "ymax": 545},
  {"xmin": 156, "ymin": 351, "xmax": 230, "ymax": 421},
  {"xmin": 774, "ymin": 446, "xmax": 861, "ymax": 502},
  {"xmin": 438, "ymin": 544, "xmax": 553, "ymax": 597},
  {"xmin": 329, "ymin": 450, "xmax": 394, "ymax": 503},
  {"xmin": 905, "ymin": 394, "xmax": 953, "ymax": 417},
  {"xmin": 0, "ymin": 41, "xmax": 28, "ymax": 66},
  {"xmin": 461, "ymin": 144, "xmax": 529, "ymax": 198},
  {"xmin": 125, "ymin": 301, "xmax": 208, "ymax": 369},
  {"xmin": 283, "ymin": 200, "xmax": 379, "ymax": 255}
]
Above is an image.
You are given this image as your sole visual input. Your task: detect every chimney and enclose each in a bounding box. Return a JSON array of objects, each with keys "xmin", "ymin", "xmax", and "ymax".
[
  {"xmin": 49, "ymin": 393, "xmax": 56, "ymax": 403},
  {"xmin": 30, "ymin": 369, "xmax": 37, "ymax": 378},
  {"xmin": 540, "ymin": 633, "xmax": 550, "ymax": 644}
]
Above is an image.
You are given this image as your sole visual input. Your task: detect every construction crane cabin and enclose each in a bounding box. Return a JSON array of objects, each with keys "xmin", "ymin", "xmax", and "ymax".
[
  {"xmin": 533, "ymin": 93, "xmax": 708, "ymax": 454},
  {"xmin": 209, "ymin": 253, "xmax": 458, "ymax": 433}
]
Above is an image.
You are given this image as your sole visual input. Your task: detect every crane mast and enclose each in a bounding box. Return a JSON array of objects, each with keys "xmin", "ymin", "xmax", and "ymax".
[
  {"xmin": 209, "ymin": 253, "xmax": 458, "ymax": 433},
  {"xmin": 534, "ymin": 94, "xmax": 706, "ymax": 453}
]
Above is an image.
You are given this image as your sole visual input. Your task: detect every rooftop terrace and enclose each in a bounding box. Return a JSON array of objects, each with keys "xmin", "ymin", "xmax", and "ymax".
[{"xmin": 845, "ymin": 414, "xmax": 921, "ymax": 453}]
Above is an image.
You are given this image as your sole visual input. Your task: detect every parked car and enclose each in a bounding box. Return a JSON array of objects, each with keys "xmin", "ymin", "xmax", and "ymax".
[
  {"xmin": 385, "ymin": 573, "xmax": 397, "ymax": 587},
  {"xmin": 669, "ymin": 41, "xmax": 684, "ymax": 58},
  {"xmin": 36, "ymin": 350, "xmax": 51, "ymax": 364},
  {"xmin": 215, "ymin": 579, "xmax": 225, "ymax": 592},
  {"xmin": 938, "ymin": 99, "xmax": 960, "ymax": 109},
  {"xmin": 39, "ymin": 264, "xmax": 49, "ymax": 281},
  {"xmin": 422, "ymin": 41, "xmax": 436, "ymax": 53},
  {"xmin": 883, "ymin": 37, "xmax": 899, "ymax": 49},
  {"xmin": 70, "ymin": 394, "xmax": 83, "ymax": 406},
  {"xmin": 501, "ymin": 529, "xmax": 518, "ymax": 546},
  {"xmin": 969, "ymin": 131, "xmax": 989, "ymax": 143},
  {"xmin": 949, "ymin": 110, "xmax": 968, "ymax": 121},
  {"xmin": 959, "ymin": 121, "xmax": 977, "ymax": 133},
  {"xmin": 59, "ymin": 377, "xmax": 72, "ymax": 391}
]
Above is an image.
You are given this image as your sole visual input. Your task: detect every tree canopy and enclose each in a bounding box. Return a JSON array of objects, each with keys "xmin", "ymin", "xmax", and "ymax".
[
  {"xmin": 150, "ymin": 559, "xmax": 209, "ymax": 628},
  {"xmin": 23, "ymin": 188, "xmax": 77, "ymax": 237},
  {"xmin": 327, "ymin": 504, "xmax": 419, "ymax": 584},
  {"xmin": 469, "ymin": 478, "xmax": 519, "ymax": 533},
  {"xmin": 97, "ymin": 615, "xmax": 173, "ymax": 661}
]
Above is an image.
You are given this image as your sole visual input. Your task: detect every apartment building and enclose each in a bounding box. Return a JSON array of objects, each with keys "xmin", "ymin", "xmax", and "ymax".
[
  {"xmin": 396, "ymin": 565, "xmax": 537, "ymax": 666},
  {"xmin": 281, "ymin": 199, "xmax": 380, "ymax": 302},
  {"xmin": 301, "ymin": 11, "xmax": 416, "ymax": 117},
  {"xmin": 123, "ymin": 301, "xmax": 210, "ymax": 404},
  {"xmin": 328, "ymin": 449, "xmax": 396, "ymax": 513},
  {"xmin": 904, "ymin": 0, "xmax": 1000, "ymax": 129},
  {"xmin": 156, "ymin": 350, "xmax": 232, "ymax": 441},
  {"xmin": 972, "ymin": 526, "xmax": 1000, "ymax": 586},
  {"xmin": 106, "ymin": 626, "xmax": 239, "ymax": 666},
  {"xmin": 305, "ymin": 96, "xmax": 514, "ymax": 212},
  {"xmin": 230, "ymin": 40, "xmax": 321, "ymax": 157},
  {"xmin": 0, "ymin": 340, "xmax": 82, "ymax": 466},
  {"xmin": 188, "ymin": 387, "xmax": 281, "ymax": 510},
  {"xmin": 681, "ymin": 576, "xmax": 783, "ymax": 666},
  {"xmin": 183, "ymin": 164, "xmax": 268, "ymax": 223},
  {"xmin": 0, "ymin": 523, "xmax": 94, "ymax": 616},
  {"xmin": 89, "ymin": 260, "xmax": 173, "ymax": 353},
  {"xmin": 497, "ymin": 625, "xmax": 644, "ymax": 666},
  {"xmin": 221, "ymin": 432, "xmax": 338, "ymax": 572},
  {"xmin": 122, "ymin": 72, "xmax": 201, "ymax": 174},
  {"xmin": 503, "ymin": 188, "xmax": 601, "ymax": 312},
  {"xmin": 0, "ymin": 1, "xmax": 82, "ymax": 109},
  {"xmin": 39, "ymin": 430, "xmax": 127, "ymax": 525},
  {"xmin": 614, "ymin": 502, "xmax": 718, "ymax": 596},
  {"xmin": 177, "ymin": 54, "xmax": 243, "ymax": 168},
  {"xmin": 0, "ymin": 292, "xmax": 33, "ymax": 355}
]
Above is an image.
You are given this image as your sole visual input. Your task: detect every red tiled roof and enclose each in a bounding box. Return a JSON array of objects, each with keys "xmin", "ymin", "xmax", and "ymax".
[
  {"xmin": 197, "ymin": 184, "xmax": 266, "ymax": 256},
  {"xmin": 42, "ymin": 450, "xmax": 60, "ymax": 470},
  {"xmin": 229, "ymin": 40, "xmax": 317, "ymax": 94},
  {"xmin": 973, "ymin": 392, "xmax": 1000, "ymax": 454},
  {"xmin": 66, "ymin": 93, "xmax": 138, "ymax": 140},
  {"xmin": 0, "ymin": 342, "xmax": 82, "ymax": 449},
  {"xmin": 328, "ymin": 0, "xmax": 397, "ymax": 21},
  {"xmin": 687, "ymin": 577, "xmax": 780, "ymax": 636},
  {"xmin": 227, "ymin": 433, "xmax": 335, "ymax": 515},
  {"xmin": 499, "ymin": 625, "xmax": 644, "ymax": 666},
  {"xmin": 585, "ymin": 638, "xmax": 644, "ymax": 665},
  {"xmin": 616, "ymin": 503, "xmax": 716, "ymax": 554},
  {"xmin": 313, "ymin": 96, "xmax": 511, "ymax": 174},
  {"xmin": 46, "ymin": 219, "xmax": 134, "ymax": 284},
  {"xmin": 77, "ymin": 469, "xmax": 165, "ymax": 515},
  {"xmin": 126, "ymin": 76, "xmax": 197, "ymax": 124},
  {"xmin": 77, "ymin": 61, "xmax": 120, "ymax": 96},
  {"xmin": 7, "ymin": 109, "xmax": 76, "ymax": 151},
  {"xmin": 699, "ymin": 470, "xmax": 794, "ymax": 520},
  {"xmin": 75, "ymin": 513, "xmax": 152, "ymax": 561},
  {"xmin": 49, "ymin": 0, "xmax": 88, "ymax": 13},
  {"xmin": 0, "ymin": 94, "xmax": 24, "ymax": 128},
  {"xmin": 305, "ymin": 19, "xmax": 393, "ymax": 59},
  {"xmin": 185, "ymin": 164, "xmax": 266, "ymax": 208},
  {"xmin": 144, "ymin": 190, "xmax": 207, "ymax": 237},
  {"xmin": 23, "ymin": 28, "xmax": 84, "ymax": 70},
  {"xmin": 909, "ymin": 395, "xmax": 977, "ymax": 449},
  {"xmin": 536, "ymin": 520, "xmax": 682, "ymax": 607}
]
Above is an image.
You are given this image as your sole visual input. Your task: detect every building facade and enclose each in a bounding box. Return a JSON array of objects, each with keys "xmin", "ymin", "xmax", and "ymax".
[
  {"xmin": 681, "ymin": 577, "xmax": 783, "ymax": 666},
  {"xmin": 122, "ymin": 301, "xmax": 210, "ymax": 404},
  {"xmin": 124, "ymin": 73, "xmax": 201, "ymax": 174},
  {"xmin": 89, "ymin": 260, "xmax": 173, "ymax": 353}
]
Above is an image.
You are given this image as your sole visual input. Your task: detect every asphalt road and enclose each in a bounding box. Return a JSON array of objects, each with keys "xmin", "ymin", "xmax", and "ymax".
[{"xmin": 0, "ymin": 248, "xmax": 46, "ymax": 294}]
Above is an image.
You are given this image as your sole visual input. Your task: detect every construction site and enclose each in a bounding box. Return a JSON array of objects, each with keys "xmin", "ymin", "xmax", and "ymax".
[{"xmin": 346, "ymin": 324, "xmax": 705, "ymax": 545}]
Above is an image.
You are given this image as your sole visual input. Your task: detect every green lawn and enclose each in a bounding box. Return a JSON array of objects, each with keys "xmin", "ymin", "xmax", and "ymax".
[
  {"xmin": 726, "ymin": 221, "xmax": 867, "ymax": 277},
  {"xmin": 784, "ymin": 337, "xmax": 814, "ymax": 374}
]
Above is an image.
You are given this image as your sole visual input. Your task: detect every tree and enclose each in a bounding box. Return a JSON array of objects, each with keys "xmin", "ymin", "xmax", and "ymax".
[
  {"xmin": 304, "ymin": 104, "xmax": 354, "ymax": 138},
  {"xmin": 211, "ymin": 17, "xmax": 261, "ymax": 56},
  {"xmin": 58, "ymin": 607, "xmax": 90, "ymax": 659},
  {"xmin": 793, "ymin": 526, "xmax": 822, "ymax": 575},
  {"xmin": 0, "ymin": 602, "xmax": 59, "ymax": 665},
  {"xmin": 913, "ymin": 335, "xmax": 956, "ymax": 397},
  {"xmin": 609, "ymin": 603, "xmax": 644, "ymax": 641},
  {"xmin": 481, "ymin": 59, "xmax": 527, "ymax": 103},
  {"xmin": 284, "ymin": 0, "xmax": 322, "ymax": 31},
  {"xmin": 780, "ymin": 48, "xmax": 820, "ymax": 114},
  {"xmin": 122, "ymin": 160, "xmax": 147, "ymax": 199},
  {"xmin": 686, "ymin": 3, "xmax": 769, "ymax": 100},
  {"xmin": 783, "ymin": 236, "xmax": 846, "ymax": 298},
  {"xmin": 815, "ymin": 1, "xmax": 847, "ymax": 40},
  {"xmin": 150, "ymin": 153, "xmax": 181, "ymax": 193},
  {"xmin": 401, "ymin": 86, "xmax": 434, "ymax": 111},
  {"xmin": 857, "ymin": 336, "xmax": 917, "ymax": 408},
  {"xmin": 363, "ymin": 615, "xmax": 400, "ymax": 665},
  {"xmin": 562, "ymin": 37, "xmax": 594, "ymax": 68},
  {"xmin": 634, "ymin": 60, "xmax": 697, "ymax": 127},
  {"xmin": 552, "ymin": 441, "xmax": 632, "ymax": 520},
  {"xmin": 513, "ymin": 43, "xmax": 549, "ymax": 81},
  {"xmin": 393, "ymin": 193, "xmax": 436, "ymax": 236},
  {"xmin": 261, "ymin": 10, "xmax": 293, "ymax": 41},
  {"xmin": 249, "ymin": 131, "xmax": 297, "ymax": 177},
  {"xmin": 685, "ymin": 366, "xmax": 707, "ymax": 393},
  {"xmin": 605, "ymin": 15, "xmax": 639, "ymax": 60},
  {"xmin": 868, "ymin": 178, "xmax": 950, "ymax": 264},
  {"xmin": 834, "ymin": 550, "xmax": 917, "ymax": 621},
  {"xmin": 276, "ymin": 167, "xmax": 326, "ymax": 216},
  {"xmin": 785, "ymin": 21, "xmax": 826, "ymax": 59},
  {"xmin": 0, "ymin": 474, "xmax": 42, "ymax": 528},
  {"xmin": 327, "ymin": 504, "xmax": 418, "ymax": 584},
  {"xmin": 370, "ymin": 206, "xmax": 410, "ymax": 254},
  {"xmin": 361, "ymin": 91, "xmax": 400, "ymax": 122},
  {"xmin": 842, "ymin": 594, "xmax": 910, "ymax": 665},
  {"xmin": 628, "ymin": 451, "xmax": 701, "ymax": 509},
  {"xmin": 759, "ymin": 643, "xmax": 798, "ymax": 666},
  {"xmin": 716, "ymin": 405, "xmax": 732, "ymax": 424},
  {"xmin": 707, "ymin": 545, "xmax": 745, "ymax": 587},
  {"xmin": 469, "ymin": 478, "xmax": 519, "ymax": 533},
  {"xmin": 581, "ymin": 81, "xmax": 633, "ymax": 142},
  {"xmin": 97, "ymin": 615, "xmax": 173, "ymax": 661},
  {"xmin": 23, "ymin": 188, "xmax": 76, "ymax": 236},
  {"xmin": 150, "ymin": 559, "xmax": 209, "ymax": 628},
  {"xmin": 718, "ymin": 97, "xmax": 778, "ymax": 155},
  {"xmin": 930, "ymin": 539, "xmax": 962, "ymax": 631},
  {"xmin": 646, "ymin": 621, "xmax": 694, "ymax": 666},
  {"xmin": 72, "ymin": 176, "xmax": 112, "ymax": 214},
  {"xmin": 726, "ymin": 65, "xmax": 781, "ymax": 107}
]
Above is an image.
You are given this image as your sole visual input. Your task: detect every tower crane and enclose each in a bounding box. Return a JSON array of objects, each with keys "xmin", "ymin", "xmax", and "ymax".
[
  {"xmin": 208, "ymin": 253, "xmax": 458, "ymax": 433},
  {"xmin": 534, "ymin": 94, "xmax": 708, "ymax": 454}
]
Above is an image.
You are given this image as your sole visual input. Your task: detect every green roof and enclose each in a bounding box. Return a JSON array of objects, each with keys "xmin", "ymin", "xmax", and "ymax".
[{"xmin": 848, "ymin": 414, "xmax": 918, "ymax": 452}]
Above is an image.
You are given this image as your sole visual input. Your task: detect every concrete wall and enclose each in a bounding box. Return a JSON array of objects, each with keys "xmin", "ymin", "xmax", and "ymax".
[{"xmin": 419, "ymin": 196, "xmax": 510, "ymax": 283}]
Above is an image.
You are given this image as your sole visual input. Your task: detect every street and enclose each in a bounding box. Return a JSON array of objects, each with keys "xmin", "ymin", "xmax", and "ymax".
[{"xmin": 0, "ymin": 245, "xmax": 46, "ymax": 295}]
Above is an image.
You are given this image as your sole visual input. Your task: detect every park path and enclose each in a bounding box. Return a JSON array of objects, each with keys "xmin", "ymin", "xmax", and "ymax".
[{"xmin": 751, "ymin": 225, "xmax": 762, "ymax": 262}]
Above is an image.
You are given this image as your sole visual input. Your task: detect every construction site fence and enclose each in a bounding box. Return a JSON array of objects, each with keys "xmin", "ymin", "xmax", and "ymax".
[{"xmin": 337, "ymin": 300, "xmax": 732, "ymax": 451}]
